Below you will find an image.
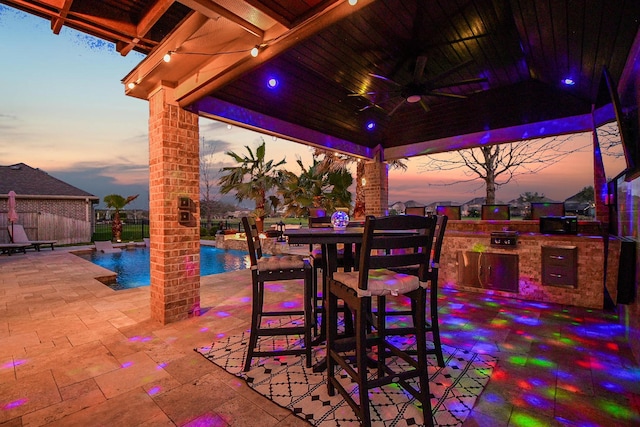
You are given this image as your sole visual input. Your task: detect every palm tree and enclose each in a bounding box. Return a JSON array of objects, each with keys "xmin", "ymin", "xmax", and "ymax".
[
  {"xmin": 103, "ymin": 194, "xmax": 139, "ymax": 242},
  {"xmin": 218, "ymin": 139, "xmax": 286, "ymax": 229},
  {"xmin": 279, "ymin": 158, "xmax": 352, "ymax": 217},
  {"xmin": 311, "ymin": 148, "xmax": 406, "ymax": 218}
]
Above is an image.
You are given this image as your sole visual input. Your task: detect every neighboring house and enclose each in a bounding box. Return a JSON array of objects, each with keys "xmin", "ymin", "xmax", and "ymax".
[{"xmin": 0, "ymin": 163, "xmax": 99, "ymax": 245}]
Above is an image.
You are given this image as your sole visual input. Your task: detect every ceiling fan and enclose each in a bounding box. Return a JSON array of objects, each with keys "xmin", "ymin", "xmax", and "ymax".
[{"xmin": 352, "ymin": 56, "xmax": 488, "ymax": 116}]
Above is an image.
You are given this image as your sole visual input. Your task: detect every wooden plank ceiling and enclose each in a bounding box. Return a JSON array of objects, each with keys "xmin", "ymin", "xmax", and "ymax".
[{"xmin": 3, "ymin": 0, "xmax": 639, "ymax": 159}]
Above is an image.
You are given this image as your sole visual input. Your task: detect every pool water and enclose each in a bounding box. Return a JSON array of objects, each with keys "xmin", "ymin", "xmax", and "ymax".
[{"xmin": 77, "ymin": 246, "xmax": 251, "ymax": 289}]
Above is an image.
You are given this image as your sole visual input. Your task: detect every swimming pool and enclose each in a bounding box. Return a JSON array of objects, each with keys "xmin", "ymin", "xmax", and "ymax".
[{"xmin": 76, "ymin": 246, "xmax": 251, "ymax": 289}]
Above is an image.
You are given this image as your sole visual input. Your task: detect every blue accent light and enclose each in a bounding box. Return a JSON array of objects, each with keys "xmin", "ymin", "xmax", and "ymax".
[
  {"xmin": 562, "ymin": 78, "xmax": 575, "ymax": 86},
  {"xmin": 267, "ymin": 77, "xmax": 279, "ymax": 89},
  {"xmin": 366, "ymin": 121, "xmax": 376, "ymax": 131}
]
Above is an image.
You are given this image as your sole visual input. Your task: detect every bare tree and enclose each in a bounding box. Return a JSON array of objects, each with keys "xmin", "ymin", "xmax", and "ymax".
[
  {"xmin": 200, "ymin": 137, "xmax": 219, "ymax": 227},
  {"xmin": 418, "ymin": 133, "xmax": 588, "ymax": 204}
]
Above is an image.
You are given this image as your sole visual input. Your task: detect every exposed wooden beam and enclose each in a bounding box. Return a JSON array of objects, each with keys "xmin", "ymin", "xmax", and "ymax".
[
  {"xmin": 51, "ymin": 0, "xmax": 72, "ymax": 34},
  {"xmin": 119, "ymin": 0, "xmax": 175, "ymax": 56},
  {"xmin": 175, "ymin": 0, "xmax": 375, "ymax": 106},
  {"xmin": 178, "ymin": 0, "xmax": 263, "ymax": 38}
]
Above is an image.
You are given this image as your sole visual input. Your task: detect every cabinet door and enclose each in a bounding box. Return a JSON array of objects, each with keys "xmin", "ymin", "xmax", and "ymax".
[
  {"xmin": 480, "ymin": 253, "xmax": 519, "ymax": 292},
  {"xmin": 458, "ymin": 251, "xmax": 519, "ymax": 292},
  {"xmin": 457, "ymin": 251, "xmax": 482, "ymax": 288}
]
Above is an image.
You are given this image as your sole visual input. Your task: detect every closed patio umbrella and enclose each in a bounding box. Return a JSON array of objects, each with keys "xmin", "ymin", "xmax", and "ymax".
[{"xmin": 7, "ymin": 191, "xmax": 18, "ymax": 242}]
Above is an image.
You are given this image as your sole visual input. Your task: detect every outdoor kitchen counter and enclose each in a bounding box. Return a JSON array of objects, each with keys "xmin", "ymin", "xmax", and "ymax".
[{"xmin": 438, "ymin": 225, "xmax": 620, "ymax": 310}]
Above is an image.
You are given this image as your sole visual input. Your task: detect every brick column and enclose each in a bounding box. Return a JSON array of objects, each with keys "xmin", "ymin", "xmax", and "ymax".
[
  {"xmin": 148, "ymin": 86, "xmax": 200, "ymax": 324},
  {"xmin": 363, "ymin": 159, "xmax": 389, "ymax": 216}
]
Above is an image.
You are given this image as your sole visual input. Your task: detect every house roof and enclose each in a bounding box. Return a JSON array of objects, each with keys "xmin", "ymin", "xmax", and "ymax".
[
  {"xmin": 2, "ymin": 0, "xmax": 639, "ymax": 161},
  {"xmin": 0, "ymin": 163, "xmax": 99, "ymax": 200}
]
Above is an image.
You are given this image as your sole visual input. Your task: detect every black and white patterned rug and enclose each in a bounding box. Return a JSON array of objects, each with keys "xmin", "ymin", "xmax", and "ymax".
[{"xmin": 195, "ymin": 320, "xmax": 496, "ymax": 426}]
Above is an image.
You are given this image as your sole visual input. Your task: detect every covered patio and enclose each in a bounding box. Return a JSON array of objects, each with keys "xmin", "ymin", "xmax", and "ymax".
[
  {"xmin": 1, "ymin": 0, "xmax": 640, "ymax": 424},
  {"xmin": 1, "ymin": 249, "xmax": 639, "ymax": 425}
]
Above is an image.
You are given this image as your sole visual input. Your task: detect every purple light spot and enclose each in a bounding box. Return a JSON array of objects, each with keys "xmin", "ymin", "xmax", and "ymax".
[
  {"xmin": 267, "ymin": 77, "xmax": 278, "ymax": 89},
  {"xmin": 366, "ymin": 121, "xmax": 375, "ymax": 131},
  {"xmin": 148, "ymin": 386, "xmax": 161, "ymax": 395},
  {"xmin": 200, "ymin": 327, "xmax": 209, "ymax": 332},
  {"xmin": 4, "ymin": 398, "xmax": 28, "ymax": 409},
  {"xmin": 216, "ymin": 311, "xmax": 230, "ymax": 317},
  {"xmin": 121, "ymin": 361, "xmax": 133, "ymax": 368}
]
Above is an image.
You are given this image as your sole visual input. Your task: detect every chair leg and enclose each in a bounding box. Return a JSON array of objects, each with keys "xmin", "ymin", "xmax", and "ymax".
[
  {"xmin": 303, "ymin": 269, "xmax": 313, "ymax": 368},
  {"xmin": 326, "ymin": 286, "xmax": 338, "ymax": 396},
  {"xmin": 414, "ymin": 290, "xmax": 434, "ymax": 427},
  {"xmin": 244, "ymin": 280, "xmax": 263, "ymax": 372},
  {"xmin": 355, "ymin": 300, "xmax": 372, "ymax": 427},
  {"xmin": 431, "ymin": 310, "xmax": 444, "ymax": 368}
]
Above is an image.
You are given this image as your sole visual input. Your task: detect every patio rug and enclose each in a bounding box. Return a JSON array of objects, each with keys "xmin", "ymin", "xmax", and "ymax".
[{"xmin": 195, "ymin": 319, "xmax": 497, "ymax": 427}]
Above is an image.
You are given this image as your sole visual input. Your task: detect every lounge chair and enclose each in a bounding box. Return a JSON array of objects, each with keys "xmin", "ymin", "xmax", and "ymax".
[
  {"xmin": 0, "ymin": 243, "xmax": 29, "ymax": 255},
  {"xmin": 94, "ymin": 241, "xmax": 122, "ymax": 253},
  {"xmin": 7, "ymin": 224, "xmax": 56, "ymax": 251}
]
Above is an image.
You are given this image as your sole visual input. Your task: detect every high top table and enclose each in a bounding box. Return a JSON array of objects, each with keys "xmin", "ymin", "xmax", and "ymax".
[{"xmin": 284, "ymin": 226, "xmax": 416, "ymax": 371}]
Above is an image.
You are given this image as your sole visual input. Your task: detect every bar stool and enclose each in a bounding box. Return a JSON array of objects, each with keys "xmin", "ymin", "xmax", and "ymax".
[
  {"xmin": 326, "ymin": 215, "xmax": 438, "ymax": 427},
  {"xmin": 241, "ymin": 216, "xmax": 313, "ymax": 372}
]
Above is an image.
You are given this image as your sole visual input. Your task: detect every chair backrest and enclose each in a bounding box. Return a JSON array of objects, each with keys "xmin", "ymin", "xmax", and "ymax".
[
  {"xmin": 430, "ymin": 215, "xmax": 448, "ymax": 272},
  {"xmin": 435, "ymin": 205, "xmax": 461, "ymax": 220},
  {"xmin": 405, "ymin": 206, "xmax": 426, "ymax": 216},
  {"xmin": 531, "ymin": 202, "xmax": 565, "ymax": 219},
  {"xmin": 357, "ymin": 215, "xmax": 437, "ymax": 291},
  {"xmin": 481, "ymin": 204, "xmax": 510, "ymax": 220},
  {"xmin": 7, "ymin": 224, "xmax": 30, "ymax": 243},
  {"xmin": 242, "ymin": 216, "xmax": 262, "ymax": 266}
]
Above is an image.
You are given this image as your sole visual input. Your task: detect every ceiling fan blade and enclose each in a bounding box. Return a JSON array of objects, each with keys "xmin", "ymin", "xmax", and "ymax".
[
  {"xmin": 419, "ymin": 99, "xmax": 430, "ymax": 113},
  {"xmin": 413, "ymin": 55, "xmax": 427, "ymax": 83},
  {"xmin": 388, "ymin": 98, "xmax": 406, "ymax": 116},
  {"xmin": 427, "ymin": 91, "xmax": 468, "ymax": 99},
  {"xmin": 430, "ymin": 59, "xmax": 475, "ymax": 82},
  {"xmin": 348, "ymin": 92, "xmax": 378, "ymax": 97},
  {"xmin": 431, "ymin": 77, "xmax": 488, "ymax": 90},
  {"xmin": 369, "ymin": 73, "xmax": 402, "ymax": 86}
]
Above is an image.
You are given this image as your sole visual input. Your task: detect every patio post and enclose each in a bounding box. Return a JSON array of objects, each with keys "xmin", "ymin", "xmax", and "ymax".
[
  {"xmin": 363, "ymin": 156, "xmax": 389, "ymax": 216},
  {"xmin": 148, "ymin": 85, "xmax": 201, "ymax": 324}
]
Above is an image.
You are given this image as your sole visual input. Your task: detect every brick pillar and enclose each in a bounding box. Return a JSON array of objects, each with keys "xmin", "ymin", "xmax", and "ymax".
[
  {"xmin": 148, "ymin": 86, "xmax": 200, "ymax": 324},
  {"xmin": 363, "ymin": 159, "xmax": 389, "ymax": 216}
]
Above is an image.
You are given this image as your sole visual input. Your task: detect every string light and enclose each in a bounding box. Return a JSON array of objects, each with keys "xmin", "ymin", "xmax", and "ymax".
[{"xmin": 348, "ymin": 0, "xmax": 358, "ymax": 5}]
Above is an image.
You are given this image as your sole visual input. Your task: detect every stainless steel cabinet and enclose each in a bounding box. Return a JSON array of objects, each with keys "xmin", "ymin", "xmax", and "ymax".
[
  {"xmin": 541, "ymin": 246, "xmax": 577, "ymax": 287},
  {"xmin": 458, "ymin": 251, "xmax": 519, "ymax": 292}
]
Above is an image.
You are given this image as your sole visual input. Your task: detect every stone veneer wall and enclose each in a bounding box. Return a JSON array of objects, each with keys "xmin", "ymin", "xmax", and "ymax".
[
  {"xmin": 148, "ymin": 87, "xmax": 200, "ymax": 325},
  {"xmin": 438, "ymin": 230, "xmax": 619, "ymax": 309}
]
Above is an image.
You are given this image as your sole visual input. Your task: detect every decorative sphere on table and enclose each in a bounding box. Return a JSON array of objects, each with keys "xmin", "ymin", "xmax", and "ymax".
[{"xmin": 331, "ymin": 211, "xmax": 350, "ymax": 230}]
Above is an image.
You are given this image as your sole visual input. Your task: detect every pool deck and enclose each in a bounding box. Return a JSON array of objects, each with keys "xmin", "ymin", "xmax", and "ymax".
[{"xmin": 1, "ymin": 246, "xmax": 639, "ymax": 426}]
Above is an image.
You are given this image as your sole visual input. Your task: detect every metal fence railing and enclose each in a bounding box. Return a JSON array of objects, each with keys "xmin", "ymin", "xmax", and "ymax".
[{"xmin": 92, "ymin": 219, "xmax": 149, "ymax": 242}]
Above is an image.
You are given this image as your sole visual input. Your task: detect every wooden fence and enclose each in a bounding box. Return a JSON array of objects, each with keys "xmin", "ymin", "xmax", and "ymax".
[{"xmin": 0, "ymin": 211, "xmax": 92, "ymax": 245}]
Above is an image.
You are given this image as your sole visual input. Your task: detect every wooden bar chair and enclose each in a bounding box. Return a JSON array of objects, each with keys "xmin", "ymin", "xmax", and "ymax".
[
  {"xmin": 241, "ymin": 216, "xmax": 313, "ymax": 372},
  {"xmin": 384, "ymin": 214, "xmax": 448, "ymax": 367},
  {"xmin": 326, "ymin": 215, "xmax": 438, "ymax": 427}
]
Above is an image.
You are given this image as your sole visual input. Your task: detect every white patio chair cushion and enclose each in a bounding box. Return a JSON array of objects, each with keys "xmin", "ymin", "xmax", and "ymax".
[
  {"xmin": 256, "ymin": 255, "xmax": 308, "ymax": 272},
  {"xmin": 332, "ymin": 268, "xmax": 420, "ymax": 297}
]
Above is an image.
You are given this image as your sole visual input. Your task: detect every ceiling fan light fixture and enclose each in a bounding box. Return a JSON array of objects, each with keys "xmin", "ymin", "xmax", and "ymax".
[{"xmin": 406, "ymin": 94, "xmax": 422, "ymax": 103}]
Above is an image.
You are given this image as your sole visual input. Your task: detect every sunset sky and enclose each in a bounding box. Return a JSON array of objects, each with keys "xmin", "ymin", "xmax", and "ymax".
[{"xmin": 1, "ymin": 6, "xmax": 619, "ymax": 211}]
